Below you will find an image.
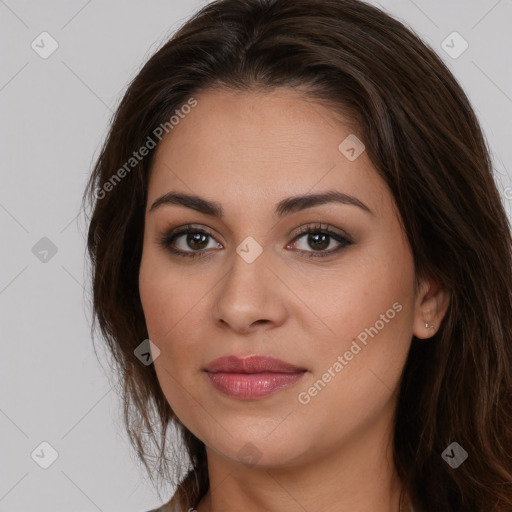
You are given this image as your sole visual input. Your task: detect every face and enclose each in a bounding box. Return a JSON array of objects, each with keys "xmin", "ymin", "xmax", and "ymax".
[{"xmin": 138, "ymin": 88, "xmax": 433, "ymax": 469}]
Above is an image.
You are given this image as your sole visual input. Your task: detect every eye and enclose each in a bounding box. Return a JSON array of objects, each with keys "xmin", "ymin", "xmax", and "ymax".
[
  {"xmin": 287, "ymin": 223, "xmax": 352, "ymax": 258},
  {"xmin": 158, "ymin": 224, "xmax": 222, "ymax": 259},
  {"xmin": 158, "ymin": 222, "xmax": 352, "ymax": 259}
]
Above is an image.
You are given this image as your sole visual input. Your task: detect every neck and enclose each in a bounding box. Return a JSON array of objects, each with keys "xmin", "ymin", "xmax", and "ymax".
[{"xmin": 196, "ymin": 406, "xmax": 403, "ymax": 512}]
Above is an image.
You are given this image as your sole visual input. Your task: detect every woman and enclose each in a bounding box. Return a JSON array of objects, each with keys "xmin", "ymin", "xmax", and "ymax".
[{"xmin": 82, "ymin": 0, "xmax": 512, "ymax": 511}]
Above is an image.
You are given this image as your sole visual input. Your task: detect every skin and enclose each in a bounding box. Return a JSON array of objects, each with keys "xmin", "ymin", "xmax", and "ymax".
[{"xmin": 138, "ymin": 88, "xmax": 449, "ymax": 512}]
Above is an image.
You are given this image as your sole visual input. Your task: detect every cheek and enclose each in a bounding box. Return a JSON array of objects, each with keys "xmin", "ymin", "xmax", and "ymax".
[
  {"xmin": 294, "ymin": 274, "xmax": 414, "ymax": 449},
  {"xmin": 139, "ymin": 240, "xmax": 214, "ymax": 334},
  {"xmin": 138, "ymin": 261, "xmax": 164, "ymax": 338},
  {"xmin": 138, "ymin": 247, "xmax": 181, "ymax": 341},
  {"xmin": 138, "ymin": 247, "xmax": 206, "ymax": 368},
  {"xmin": 305, "ymin": 236, "xmax": 416, "ymax": 396},
  {"xmin": 319, "ymin": 251, "xmax": 412, "ymax": 342},
  {"xmin": 139, "ymin": 252, "xmax": 204, "ymax": 426}
]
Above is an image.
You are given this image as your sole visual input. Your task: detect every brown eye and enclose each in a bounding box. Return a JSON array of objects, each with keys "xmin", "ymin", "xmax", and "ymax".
[
  {"xmin": 287, "ymin": 223, "xmax": 353, "ymax": 258},
  {"xmin": 158, "ymin": 222, "xmax": 352, "ymax": 260},
  {"xmin": 159, "ymin": 225, "xmax": 222, "ymax": 259}
]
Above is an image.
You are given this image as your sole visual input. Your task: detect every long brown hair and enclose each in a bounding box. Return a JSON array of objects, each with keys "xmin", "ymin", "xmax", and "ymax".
[{"xmin": 82, "ymin": 0, "xmax": 512, "ymax": 510}]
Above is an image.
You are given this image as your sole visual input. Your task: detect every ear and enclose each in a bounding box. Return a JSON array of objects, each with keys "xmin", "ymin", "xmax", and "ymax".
[{"xmin": 412, "ymin": 276, "xmax": 450, "ymax": 339}]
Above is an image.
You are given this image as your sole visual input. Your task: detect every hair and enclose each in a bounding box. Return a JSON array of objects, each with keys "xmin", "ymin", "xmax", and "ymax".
[{"xmin": 81, "ymin": 0, "xmax": 512, "ymax": 510}]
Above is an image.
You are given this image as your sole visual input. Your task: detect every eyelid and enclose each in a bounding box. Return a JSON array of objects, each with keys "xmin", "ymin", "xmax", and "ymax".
[
  {"xmin": 158, "ymin": 223, "xmax": 223, "ymax": 243},
  {"xmin": 160, "ymin": 222, "xmax": 351, "ymax": 243},
  {"xmin": 290, "ymin": 222, "xmax": 353, "ymax": 243},
  {"xmin": 156, "ymin": 223, "xmax": 223, "ymax": 252}
]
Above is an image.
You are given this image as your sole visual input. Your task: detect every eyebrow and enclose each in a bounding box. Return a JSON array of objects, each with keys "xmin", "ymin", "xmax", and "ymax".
[{"xmin": 148, "ymin": 190, "xmax": 373, "ymax": 217}]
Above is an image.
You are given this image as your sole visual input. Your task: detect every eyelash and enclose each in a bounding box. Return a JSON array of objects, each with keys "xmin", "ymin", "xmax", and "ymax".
[{"xmin": 157, "ymin": 223, "xmax": 353, "ymax": 260}]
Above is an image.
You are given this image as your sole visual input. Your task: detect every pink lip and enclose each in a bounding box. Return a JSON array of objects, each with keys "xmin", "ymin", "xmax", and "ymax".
[
  {"xmin": 203, "ymin": 355, "xmax": 307, "ymax": 400},
  {"xmin": 204, "ymin": 355, "xmax": 306, "ymax": 373}
]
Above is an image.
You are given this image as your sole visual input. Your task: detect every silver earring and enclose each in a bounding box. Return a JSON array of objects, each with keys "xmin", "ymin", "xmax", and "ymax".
[{"xmin": 425, "ymin": 320, "xmax": 435, "ymax": 330}]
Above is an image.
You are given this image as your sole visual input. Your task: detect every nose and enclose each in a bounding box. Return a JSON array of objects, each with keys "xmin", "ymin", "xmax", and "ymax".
[{"xmin": 212, "ymin": 245, "xmax": 287, "ymax": 334}]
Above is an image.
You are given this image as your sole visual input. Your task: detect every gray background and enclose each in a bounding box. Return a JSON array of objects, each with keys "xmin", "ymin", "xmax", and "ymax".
[{"xmin": 1, "ymin": 1, "xmax": 511, "ymax": 511}]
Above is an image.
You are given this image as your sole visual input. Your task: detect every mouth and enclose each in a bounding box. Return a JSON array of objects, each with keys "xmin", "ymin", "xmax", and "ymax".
[
  {"xmin": 203, "ymin": 354, "xmax": 307, "ymax": 373},
  {"xmin": 203, "ymin": 355, "xmax": 307, "ymax": 400}
]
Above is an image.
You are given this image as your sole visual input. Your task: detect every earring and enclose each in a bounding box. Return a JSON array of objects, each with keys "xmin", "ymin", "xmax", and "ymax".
[{"xmin": 425, "ymin": 320, "xmax": 435, "ymax": 331}]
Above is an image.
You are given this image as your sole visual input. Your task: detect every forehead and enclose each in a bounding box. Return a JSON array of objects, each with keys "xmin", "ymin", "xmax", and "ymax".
[{"xmin": 148, "ymin": 88, "xmax": 389, "ymax": 218}]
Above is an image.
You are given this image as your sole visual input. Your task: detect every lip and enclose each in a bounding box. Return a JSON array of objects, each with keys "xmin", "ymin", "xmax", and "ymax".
[
  {"xmin": 203, "ymin": 355, "xmax": 307, "ymax": 400},
  {"xmin": 204, "ymin": 355, "xmax": 306, "ymax": 373}
]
